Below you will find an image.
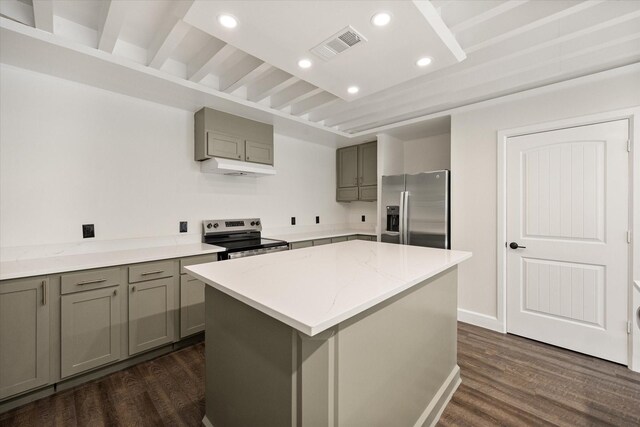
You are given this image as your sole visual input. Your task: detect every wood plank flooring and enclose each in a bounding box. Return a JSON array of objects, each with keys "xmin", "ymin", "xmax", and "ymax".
[{"xmin": 1, "ymin": 322, "xmax": 639, "ymax": 426}]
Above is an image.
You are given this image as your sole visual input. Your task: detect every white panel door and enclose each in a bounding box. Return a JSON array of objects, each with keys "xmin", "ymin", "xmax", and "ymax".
[{"xmin": 506, "ymin": 119, "xmax": 629, "ymax": 364}]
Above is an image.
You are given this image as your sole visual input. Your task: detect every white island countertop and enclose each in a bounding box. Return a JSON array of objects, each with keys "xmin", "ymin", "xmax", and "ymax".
[{"xmin": 186, "ymin": 240, "xmax": 471, "ymax": 336}]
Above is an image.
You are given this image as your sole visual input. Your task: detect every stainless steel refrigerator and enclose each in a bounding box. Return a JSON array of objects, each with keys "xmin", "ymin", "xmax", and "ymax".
[{"xmin": 380, "ymin": 170, "xmax": 450, "ymax": 249}]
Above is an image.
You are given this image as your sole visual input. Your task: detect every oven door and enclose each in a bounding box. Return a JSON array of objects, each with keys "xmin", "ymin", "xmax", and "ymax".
[{"xmin": 227, "ymin": 244, "xmax": 289, "ymax": 259}]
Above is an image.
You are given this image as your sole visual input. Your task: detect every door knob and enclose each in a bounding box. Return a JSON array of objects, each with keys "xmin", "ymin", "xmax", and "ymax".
[{"xmin": 509, "ymin": 242, "xmax": 526, "ymax": 249}]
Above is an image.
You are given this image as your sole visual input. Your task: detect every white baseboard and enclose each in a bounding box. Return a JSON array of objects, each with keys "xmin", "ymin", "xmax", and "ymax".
[{"xmin": 457, "ymin": 308, "xmax": 504, "ymax": 333}]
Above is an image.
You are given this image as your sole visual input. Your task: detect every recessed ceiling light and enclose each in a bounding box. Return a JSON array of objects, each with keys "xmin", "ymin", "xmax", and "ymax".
[
  {"xmin": 298, "ymin": 59, "xmax": 312, "ymax": 69},
  {"xmin": 347, "ymin": 86, "xmax": 359, "ymax": 94},
  {"xmin": 371, "ymin": 12, "xmax": 391, "ymax": 27},
  {"xmin": 416, "ymin": 57, "xmax": 432, "ymax": 67},
  {"xmin": 218, "ymin": 14, "xmax": 238, "ymax": 29}
]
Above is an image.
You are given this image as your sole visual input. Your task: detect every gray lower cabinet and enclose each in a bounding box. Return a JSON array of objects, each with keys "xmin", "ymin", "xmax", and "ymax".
[
  {"xmin": 336, "ymin": 141, "xmax": 377, "ymax": 202},
  {"xmin": 61, "ymin": 286, "xmax": 121, "ymax": 378},
  {"xmin": 128, "ymin": 278, "xmax": 176, "ymax": 356},
  {"xmin": 313, "ymin": 238, "xmax": 332, "ymax": 246},
  {"xmin": 180, "ymin": 276, "xmax": 205, "ymax": 338},
  {"xmin": 331, "ymin": 236, "xmax": 348, "ymax": 243},
  {"xmin": 0, "ymin": 277, "xmax": 50, "ymax": 399}
]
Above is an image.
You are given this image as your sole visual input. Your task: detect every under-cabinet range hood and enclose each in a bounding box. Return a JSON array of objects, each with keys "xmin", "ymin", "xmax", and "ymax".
[{"xmin": 200, "ymin": 157, "xmax": 276, "ymax": 176}]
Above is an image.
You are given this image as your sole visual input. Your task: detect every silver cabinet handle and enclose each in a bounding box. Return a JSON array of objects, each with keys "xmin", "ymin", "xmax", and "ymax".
[
  {"xmin": 131, "ymin": 286, "xmax": 136, "ymax": 292},
  {"xmin": 113, "ymin": 289, "xmax": 118, "ymax": 296},
  {"xmin": 77, "ymin": 278, "xmax": 107, "ymax": 286},
  {"xmin": 140, "ymin": 270, "xmax": 163, "ymax": 276},
  {"xmin": 41, "ymin": 280, "xmax": 47, "ymax": 306}
]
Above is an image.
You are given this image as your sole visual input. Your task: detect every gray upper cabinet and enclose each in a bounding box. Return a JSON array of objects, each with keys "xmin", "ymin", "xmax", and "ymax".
[
  {"xmin": 337, "ymin": 141, "xmax": 377, "ymax": 202},
  {"xmin": 195, "ymin": 107, "xmax": 274, "ymax": 165},
  {"xmin": 0, "ymin": 277, "xmax": 50, "ymax": 399},
  {"xmin": 207, "ymin": 132, "xmax": 244, "ymax": 161},
  {"xmin": 337, "ymin": 146, "xmax": 359, "ymax": 189},
  {"xmin": 245, "ymin": 140, "xmax": 273, "ymax": 165},
  {"xmin": 358, "ymin": 142, "xmax": 377, "ymax": 187}
]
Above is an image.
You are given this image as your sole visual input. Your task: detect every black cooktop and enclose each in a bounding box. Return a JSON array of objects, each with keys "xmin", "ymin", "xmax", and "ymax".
[{"xmin": 211, "ymin": 237, "xmax": 287, "ymax": 251}]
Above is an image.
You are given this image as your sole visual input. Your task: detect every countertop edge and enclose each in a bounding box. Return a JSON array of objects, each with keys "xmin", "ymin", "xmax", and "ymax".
[
  {"xmin": 0, "ymin": 245, "xmax": 225, "ymax": 281},
  {"xmin": 266, "ymin": 230, "xmax": 376, "ymax": 243}
]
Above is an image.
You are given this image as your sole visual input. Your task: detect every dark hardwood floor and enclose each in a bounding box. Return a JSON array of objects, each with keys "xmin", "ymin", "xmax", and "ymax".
[{"xmin": 1, "ymin": 322, "xmax": 639, "ymax": 426}]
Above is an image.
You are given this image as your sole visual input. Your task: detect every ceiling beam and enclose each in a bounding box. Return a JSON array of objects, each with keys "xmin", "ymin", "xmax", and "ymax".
[
  {"xmin": 97, "ymin": 0, "xmax": 127, "ymax": 53},
  {"xmin": 147, "ymin": 18, "xmax": 191, "ymax": 69},
  {"xmin": 187, "ymin": 41, "xmax": 235, "ymax": 83},
  {"xmin": 464, "ymin": 0, "xmax": 604, "ymax": 54},
  {"xmin": 412, "ymin": 0, "xmax": 466, "ymax": 62},
  {"xmin": 32, "ymin": 0, "xmax": 53, "ymax": 33},
  {"xmin": 451, "ymin": 0, "xmax": 528, "ymax": 33},
  {"xmin": 0, "ymin": 0, "xmax": 34, "ymax": 27},
  {"xmin": 290, "ymin": 92, "xmax": 340, "ymax": 116},
  {"xmin": 247, "ymin": 69, "xmax": 298, "ymax": 102},
  {"xmin": 270, "ymin": 81, "xmax": 323, "ymax": 110},
  {"xmin": 219, "ymin": 56, "xmax": 271, "ymax": 93}
]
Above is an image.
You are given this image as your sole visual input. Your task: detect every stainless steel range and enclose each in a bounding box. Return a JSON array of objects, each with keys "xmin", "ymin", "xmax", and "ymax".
[{"xmin": 202, "ymin": 218, "xmax": 289, "ymax": 260}]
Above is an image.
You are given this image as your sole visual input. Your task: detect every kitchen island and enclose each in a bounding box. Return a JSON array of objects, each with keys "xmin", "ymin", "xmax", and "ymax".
[{"xmin": 185, "ymin": 240, "xmax": 471, "ymax": 427}]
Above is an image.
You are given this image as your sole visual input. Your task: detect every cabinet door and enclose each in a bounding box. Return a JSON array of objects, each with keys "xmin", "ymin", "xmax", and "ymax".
[
  {"xmin": 61, "ymin": 287, "xmax": 121, "ymax": 378},
  {"xmin": 128, "ymin": 279, "xmax": 175, "ymax": 355},
  {"xmin": 245, "ymin": 140, "xmax": 274, "ymax": 165},
  {"xmin": 290, "ymin": 241, "xmax": 313, "ymax": 250},
  {"xmin": 359, "ymin": 185, "xmax": 377, "ymax": 201},
  {"xmin": 337, "ymin": 146, "xmax": 359, "ymax": 188},
  {"xmin": 358, "ymin": 141, "xmax": 377, "ymax": 187},
  {"xmin": 0, "ymin": 278, "xmax": 50, "ymax": 399},
  {"xmin": 313, "ymin": 238, "xmax": 332, "ymax": 246},
  {"xmin": 180, "ymin": 276, "xmax": 205, "ymax": 338},
  {"xmin": 206, "ymin": 131, "xmax": 244, "ymax": 160},
  {"xmin": 337, "ymin": 187, "xmax": 358, "ymax": 202}
]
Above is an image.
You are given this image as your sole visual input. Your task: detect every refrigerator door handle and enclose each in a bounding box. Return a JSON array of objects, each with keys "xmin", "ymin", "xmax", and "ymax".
[
  {"xmin": 399, "ymin": 191, "xmax": 405, "ymax": 244},
  {"xmin": 403, "ymin": 191, "xmax": 409, "ymax": 245}
]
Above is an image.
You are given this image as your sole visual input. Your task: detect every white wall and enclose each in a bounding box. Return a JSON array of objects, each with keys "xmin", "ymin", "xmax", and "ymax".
[
  {"xmin": 0, "ymin": 65, "xmax": 350, "ymax": 248},
  {"xmin": 451, "ymin": 68, "xmax": 640, "ymax": 325},
  {"xmin": 403, "ymin": 134, "xmax": 451, "ymax": 174}
]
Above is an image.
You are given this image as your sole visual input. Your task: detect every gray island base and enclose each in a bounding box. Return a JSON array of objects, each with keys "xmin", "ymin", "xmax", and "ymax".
[{"xmin": 203, "ymin": 267, "xmax": 460, "ymax": 427}]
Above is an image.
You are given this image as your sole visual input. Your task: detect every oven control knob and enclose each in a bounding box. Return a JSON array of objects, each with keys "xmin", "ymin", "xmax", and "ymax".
[
  {"xmin": 251, "ymin": 221, "xmax": 256, "ymax": 226},
  {"xmin": 206, "ymin": 223, "xmax": 213, "ymax": 229},
  {"xmin": 213, "ymin": 223, "xmax": 219, "ymax": 228},
  {"xmin": 255, "ymin": 221, "xmax": 261, "ymax": 226}
]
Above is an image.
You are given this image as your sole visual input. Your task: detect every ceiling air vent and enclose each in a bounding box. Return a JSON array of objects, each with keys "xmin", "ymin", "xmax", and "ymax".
[{"xmin": 311, "ymin": 26, "xmax": 367, "ymax": 61}]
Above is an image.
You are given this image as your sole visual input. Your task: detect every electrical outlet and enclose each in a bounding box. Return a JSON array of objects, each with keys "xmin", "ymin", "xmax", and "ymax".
[
  {"xmin": 82, "ymin": 224, "xmax": 95, "ymax": 239},
  {"xmin": 316, "ymin": 216, "xmax": 320, "ymax": 224},
  {"xmin": 291, "ymin": 217, "xmax": 296, "ymax": 225},
  {"xmin": 361, "ymin": 215, "xmax": 366, "ymax": 222},
  {"xmin": 179, "ymin": 221, "xmax": 188, "ymax": 233}
]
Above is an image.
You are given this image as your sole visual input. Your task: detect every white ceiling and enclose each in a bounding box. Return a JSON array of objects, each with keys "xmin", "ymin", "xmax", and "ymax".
[{"xmin": 1, "ymin": 0, "xmax": 639, "ymax": 136}]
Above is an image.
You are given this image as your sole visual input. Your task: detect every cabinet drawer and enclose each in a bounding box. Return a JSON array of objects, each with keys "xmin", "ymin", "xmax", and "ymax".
[
  {"xmin": 207, "ymin": 131, "xmax": 244, "ymax": 160},
  {"xmin": 347, "ymin": 235, "xmax": 358, "ymax": 241},
  {"xmin": 180, "ymin": 254, "xmax": 217, "ymax": 274},
  {"xmin": 331, "ymin": 236, "xmax": 348, "ymax": 243},
  {"xmin": 129, "ymin": 260, "xmax": 174, "ymax": 283},
  {"xmin": 357, "ymin": 235, "xmax": 376, "ymax": 241},
  {"xmin": 61, "ymin": 267, "xmax": 120, "ymax": 294},
  {"xmin": 337, "ymin": 187, "xmax": 358, "ymax": 202},
  {"xmin": 359, "ymin": 185, "xmax": 377, "ymax": 201},
  {"xmin": 245, "ymin": 140, "xmax": 273, "ymax": 165},
  {"xmin": 313, "ymin": 238, "xmax": 332, "ymax": 246},
  {"xmin": 290, "ymin": 241, "xmax": 313, "ymax": 250}
]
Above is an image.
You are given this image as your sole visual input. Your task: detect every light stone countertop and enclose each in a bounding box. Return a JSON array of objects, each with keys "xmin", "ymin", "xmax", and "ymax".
[
  {"xmin": 266, "ymin": 229, "xmax": 376, "ymax": 243},
  {"xmin": 186, "ymin": 240, "xmax": 471, "ymax": 336},
  {"xmin": 0, "ymin": 243, "xmax": 225, "ymax": 281}
]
